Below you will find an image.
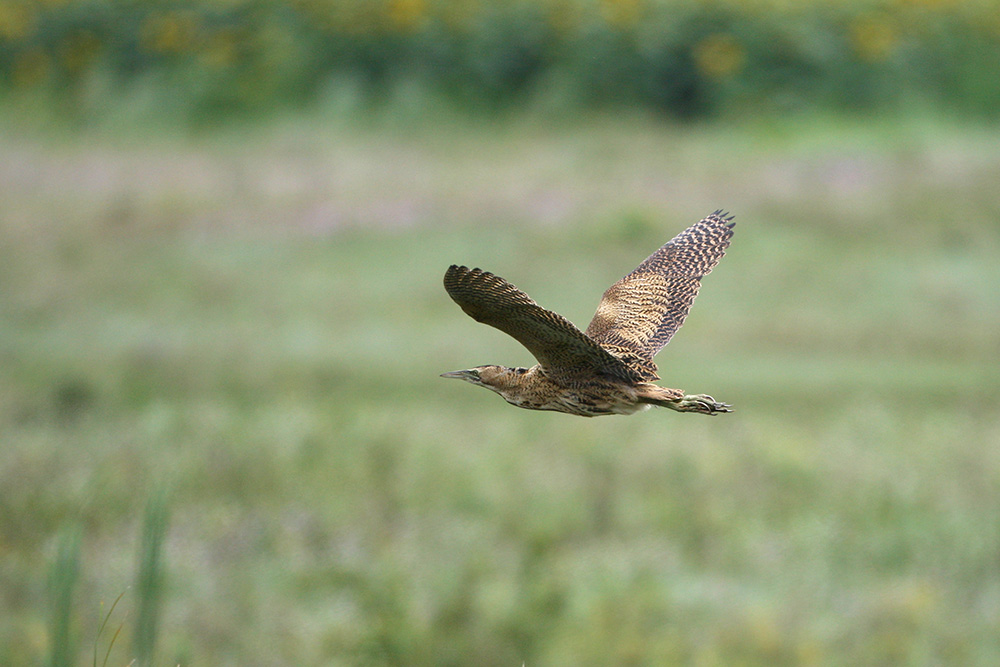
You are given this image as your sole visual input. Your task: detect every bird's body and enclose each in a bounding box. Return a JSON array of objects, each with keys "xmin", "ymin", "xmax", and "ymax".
[
  {"xmin": 442, "ymin": 211, "xmax": 736, "ymax": 417},
  {"xmin": 442, "ymin": 365, "xmax": 684, "ymax": 416}
]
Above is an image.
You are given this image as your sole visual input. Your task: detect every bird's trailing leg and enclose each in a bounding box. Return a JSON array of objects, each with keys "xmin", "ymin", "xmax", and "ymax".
[
  {"xmin": 663, "ymin": 394, "xmax": 732, "ymax": 415},
  {"xmin": 638, "ymin": 386, "xmax": 732, "ymax": 415}
]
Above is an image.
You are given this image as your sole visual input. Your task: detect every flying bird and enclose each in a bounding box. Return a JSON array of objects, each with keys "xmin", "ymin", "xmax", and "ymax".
[{"xmin": 441, "ymin": 211, "xmax": 735, "ymax": 417}]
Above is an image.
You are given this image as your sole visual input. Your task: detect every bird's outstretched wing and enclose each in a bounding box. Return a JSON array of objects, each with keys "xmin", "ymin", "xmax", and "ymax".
[
  {"xmin": 585, "ymin": 211, "xmax": 735, "ymax": 381},
  {"xmin": 444, "ymin": 265, "xmax": 640, "ymax": 382}
]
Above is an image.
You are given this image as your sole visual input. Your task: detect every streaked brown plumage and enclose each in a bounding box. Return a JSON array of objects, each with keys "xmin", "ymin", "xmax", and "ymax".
[{"xmin": 441, "ymin": 211, "xmax": 735, "ymax": 417}]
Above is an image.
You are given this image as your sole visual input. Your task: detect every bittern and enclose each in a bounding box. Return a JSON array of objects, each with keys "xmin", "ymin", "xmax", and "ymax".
[{"xmin": 441, "ymin": 211, "xmax": 735, "ymax": 417}]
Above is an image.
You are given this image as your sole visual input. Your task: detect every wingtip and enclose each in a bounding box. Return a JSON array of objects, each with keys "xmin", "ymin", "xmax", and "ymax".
[
  {"xmin": 446, "ymin": 264, "xmax": 487, "ymax": 273},
  {"xmin": 709, "ymin": 209, "xmax": 736, "ymax": 228},
  {"xmin": 446, "ymin": 264, "xmax": 476, "ymax": 279},
  {"xmin": 445, "ymin": 265, "xmax": 495, "ymax": 292}
]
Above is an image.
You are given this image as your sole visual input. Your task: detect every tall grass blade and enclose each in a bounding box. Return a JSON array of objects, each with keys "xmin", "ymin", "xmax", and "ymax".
[
  {"xmin": 131, "ymin": 489, "xmax": 171, "ymax": 667},
  {"xmin": 48, "ymin": 524, "xmax": 82, "ymax": 667}
]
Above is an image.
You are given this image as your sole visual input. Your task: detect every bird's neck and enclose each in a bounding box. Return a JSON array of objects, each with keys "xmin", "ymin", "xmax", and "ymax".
[{"xmin": 484, "ymin": 365, "xmax": 540, "ymax": 393}]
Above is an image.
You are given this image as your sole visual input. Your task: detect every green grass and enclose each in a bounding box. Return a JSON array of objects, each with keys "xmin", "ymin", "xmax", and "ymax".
[{"xmin": 1, "ymin": 111, "xmax": 999, "ymax": 665}]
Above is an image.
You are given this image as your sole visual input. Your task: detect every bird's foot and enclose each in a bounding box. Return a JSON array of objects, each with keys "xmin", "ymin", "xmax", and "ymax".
[{"xmin": 670, "ymin": 394, "xmax": 732, "ymax": 415}]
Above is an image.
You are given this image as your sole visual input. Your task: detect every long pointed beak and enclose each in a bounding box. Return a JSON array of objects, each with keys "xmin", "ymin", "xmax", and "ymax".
[{"xmin": 440, "ymin": 370, "xmax": 471, "ymax": 379}]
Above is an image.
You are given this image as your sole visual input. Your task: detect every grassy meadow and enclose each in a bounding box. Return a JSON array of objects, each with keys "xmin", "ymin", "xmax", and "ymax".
[{"xmin": 2, "ymin": 111, "xmax": 1000, "ymax": 665}]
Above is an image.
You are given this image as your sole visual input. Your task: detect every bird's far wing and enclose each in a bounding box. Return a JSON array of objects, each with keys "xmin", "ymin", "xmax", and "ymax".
[
  {"xmin": 444, "ymin": 265, "xmax": 640, "ymax": 382},
  {"xmin": 584, "ymin": 211, "xmax": 735, "ymax": 380}
]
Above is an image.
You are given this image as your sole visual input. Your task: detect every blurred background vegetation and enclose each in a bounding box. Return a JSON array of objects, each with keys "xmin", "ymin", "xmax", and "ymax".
[
  {"xmin": 2, "ymin": 0, "xmax": 1000, "ymax": 665},
  {"xmin": 2, "ymin": 0, "xmax": 1000, "ymax": 122}
]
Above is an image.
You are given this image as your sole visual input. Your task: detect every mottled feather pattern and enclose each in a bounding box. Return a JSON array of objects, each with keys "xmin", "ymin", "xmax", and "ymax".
[
  {"xmin": 442, "ymin": 211, "xmax": 735, "ymax": 417},
  {"xmin": 585, "ymin": 211, "xmax": 734, "ymax": 380},
  {"xmin": 443, "ymin": 266, "xmax": 641, "ymax": 383}
]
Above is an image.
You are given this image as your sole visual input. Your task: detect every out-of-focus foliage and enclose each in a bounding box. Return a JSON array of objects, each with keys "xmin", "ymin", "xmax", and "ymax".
[{"xmin": 1, "ymin": 0, "xmax": 999, "ymax": 121}]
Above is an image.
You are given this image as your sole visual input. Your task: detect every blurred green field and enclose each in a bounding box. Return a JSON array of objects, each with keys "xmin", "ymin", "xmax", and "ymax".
[{"xmin": 2, "ymin": 112, "xmax": 1000, "ymax": 665}]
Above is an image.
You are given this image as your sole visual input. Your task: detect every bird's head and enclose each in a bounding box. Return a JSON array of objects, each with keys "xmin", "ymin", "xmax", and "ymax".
[{"xmin": 440, "ymin": 365, "xmax": 519, "ymax": 392}]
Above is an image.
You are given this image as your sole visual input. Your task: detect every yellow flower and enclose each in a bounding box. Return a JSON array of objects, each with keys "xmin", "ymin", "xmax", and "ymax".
[
  {"xmin": 850, "ymin": 14, "xmax": 898, "ymax": 63},
  {"xmin": 12, "ymin": 47, "xmax": 49, "ymax": 87},
  {"xmin": 140, "ymin": 12, "xmax": 198, "ymax": 54},
  {"xmin": 329, "ymin": 1, "xmax": 381, "ymax": 37},
  {"xmin": 546, "ymin": 0, "xmax": 581, "ymax": 35},
  {"xmin": 600, "ymin": 0, "xmax": 643, "ymax": 27},
  {"xmin": 896, "ymin": 0, "xmax": 957, "ymax": 7},
  {"xmin": 693, "ymin": 33, "xmax": 745, "ymax": 79},
  {"xmin": 60, "ymin": 30, "xmax": 102, "ymax": 73},
  {"xmin": 386, "ymin": 0, "xmax": 427, "ymax": 31},
  {"xmin": 0, "ymin": 1, "xmax": 32, "ymax": 41},
  {"xmin": 437, "ymin": 0, "xmax": 480, "ymax": 31},
  {"xmin": 201, "ymin": 29, "xmax": 239, "ymax": 69}
]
